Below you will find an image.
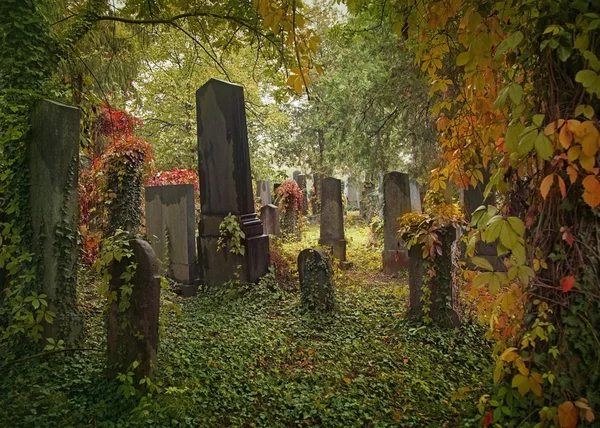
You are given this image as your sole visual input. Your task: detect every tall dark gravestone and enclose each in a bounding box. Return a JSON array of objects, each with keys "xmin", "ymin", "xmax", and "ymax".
[
  {"xmin": 196, "ymin": 79, "xmax": 270, "ymax": 286},
  {"xmin": 297, "ymin": 174, "xmax": 309, "ymax": 215},
  {"xmin": 319, "ymin": 177, "xmax": 347, "ymax": 263},
  {"xmin": 382, "ymin": 172, "xmax": 421, "ymax": 274},
  {"xmin": 29, "ymin": 99, "xmax": 82, "ymax": 343}
]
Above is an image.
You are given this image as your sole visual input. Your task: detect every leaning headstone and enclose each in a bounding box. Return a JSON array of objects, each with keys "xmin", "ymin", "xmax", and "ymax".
[
  {"xmin": 256, "ymin": 180, "xmax": 272, "ymax": 206},
  {"xmin": 382, "ymin": 172, "xmax": 421, "ymax": 274},
  {"xmin": 298, "ymin": 248, "xmax": 335, "ymax": 311},
  {"xmin": 319, "ymin": 177, "xmax": 349, "ymax": 265},
  {"xmin": 260, "ymin": 204, "xmax": 280, "ymax": 237},
  {"xmin": 145, "ymin": 184, "xmax": 198, "ymax": 296},
  {"xmin": 196, "ymin": 79, "xmax": 270, "ymax": 287},
  {"xmin": 108, "ymin": 239, "xmax": 161, "ymax": 378},
  {"xmin": 297, "ymin": 174, "xmax": 309, "ymax": 215},
  {"xmin": 29, "ymin": 99, "xmax": 82, "ymax": 344},
  {"xmin": 408, "ymin": 226, "xmax": 460, "ymax": 327}
]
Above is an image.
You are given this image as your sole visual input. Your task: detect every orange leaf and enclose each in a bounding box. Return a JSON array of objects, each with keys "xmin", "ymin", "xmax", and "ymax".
[
  {"xmin": 558, "ymin": 401, "xmax": 579, "ymax": 428},
  {"xmin": 437, "ymin": 115, "xmax": 450, "ymax": 131},
  {"xmin": 561, "ymin": 276, "xmax": 575, "ymax": 292},
  {"xmin": 559, "ymin": 124, "xmax": 573, "ymax": 149},
  {"xmin": 557, "ymin": 175, "xmax": 567, "ymax": 198},
  {"xmin": 540, "ymin": 174, "xmax": 555, "ymax": 199},
  {"xmin": 566, "ymin": 166, "xmax": 578, "ymax": 184},
  {"xmin": 582, "ymin": 175, "xmax": 600, "ymax": 208},
  {"xmin": 544, "ymin": 119, "xmax": 564, "ymax": 136},
  {"xmin": 581, "ymin": 128, "xmax": 599, "ymax": 157}
]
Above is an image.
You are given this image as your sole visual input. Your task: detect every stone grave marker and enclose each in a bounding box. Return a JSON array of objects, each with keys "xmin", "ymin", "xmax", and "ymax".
[
  {"xmin": 319, "ymin": 177, "xmax": 350, "ymax": 267},
  {"xmin": 297, "ymin": 174, "xmax": 309, "ymax": 215},
  {"xmin": 408, "ymin": 226, "xmax": 460, "ymax": 327},
  {"xmin": 196, "ymin": 79, "xmax": 270, "ymax": 287},
  {"xmin": 145, "ymin": 184, "xmax": 198, "ymax": 296},
  {"xmin": 260, "ymin": 204, "xmax": 280, "ymax": 237},
  {"xmin": 298, "ymin": 248, "xmax": 335, "ymax": 311},
  {"xmin": 108, "ymin": 239, "xmax": 161, "ymax": 378},
  {"xmin": 29, "ymin": 99, "xmax": 82, "ymax": 343},
  {"xmin": 382, "ymin": 172, "xmax": 421, "ymax": 274},
  {"xmin": 256, "ymin": 180, "xmax": 272, "ymax": 206}
]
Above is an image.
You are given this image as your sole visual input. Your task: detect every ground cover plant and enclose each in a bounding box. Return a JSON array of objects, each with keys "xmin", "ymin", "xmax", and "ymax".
[{"xmin": 0, "ymin": 222, "xmax": 492, "ymax": 427}]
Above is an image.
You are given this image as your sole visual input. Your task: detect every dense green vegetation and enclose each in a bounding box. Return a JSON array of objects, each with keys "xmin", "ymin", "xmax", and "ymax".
[{"xmin": 0, "ymin": 222, "xmax": 491, "ymax": 426}]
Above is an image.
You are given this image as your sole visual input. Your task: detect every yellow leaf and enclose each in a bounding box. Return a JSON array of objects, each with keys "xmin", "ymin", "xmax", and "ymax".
[
  {"xmin": 294, "ymin": 76, "xmax": 303, "ymax": 94},
  {"xmin": 559, "ymin": 124, "xmax": 573, "ymax": 149},
  {"xmin": 343, "ymin": 377, "xmax": 352, "ymax": 384},
  {"xmin": 493, "ymin": 363, "xmax": 504, "ymax": 383},
  {"xmin": 530, "ymin": 377, "xmax": 542, "ymax": 396},
  {"xmin": 544, "ymin": 119, "xmax": 564, "ymax": 136},
  {"xmin": 567, "ymin": 146, "xmax": 580, "ymax": 161},
  {"xmin": 500, "ymin": 347, "xmax": 518, "ymax": 361},
  {"xmin": 530, "ymin": 372, "xmax": 543, "ymax": 384},
  {"xmin": 579, "ymin": 153, "xmax": 597, "ymax": 172},
  {"xmin": 581, "ymin": 128, "xmax": 599, "ymax": 157},
  {"xmin": 515, "ymin": 358, "xmax": 529, "ymax": 376},
  {"xmin": 557, "ymin": 175, "xmax": 567, "ymax": 198},
  {"xmin": 582, "ymin": 175, "xmax": 600, "ymax": 208},
  {"xmin": 540, "ymin": 174, "xmax": 555, "ymax": 199}
]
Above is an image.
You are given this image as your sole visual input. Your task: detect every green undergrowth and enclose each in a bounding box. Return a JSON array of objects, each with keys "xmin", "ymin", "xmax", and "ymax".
[{"xmin": 0, "ymin": 221, "xmax": 492, "ymax": 427}]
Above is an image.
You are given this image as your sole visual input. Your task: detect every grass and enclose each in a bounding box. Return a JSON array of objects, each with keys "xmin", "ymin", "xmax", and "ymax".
[{"xmin": 0, "ymin": 216, "xmax": 492, "ymax": 427}]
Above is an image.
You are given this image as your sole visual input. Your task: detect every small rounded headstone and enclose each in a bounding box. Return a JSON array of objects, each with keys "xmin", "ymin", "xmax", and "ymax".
[{"xmin": 298, "ymin": 248, "xmax": 335, "ymax": 311}]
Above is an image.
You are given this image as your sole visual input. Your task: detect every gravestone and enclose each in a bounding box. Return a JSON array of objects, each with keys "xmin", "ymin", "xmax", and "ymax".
[
  {"xmin": 145, "ymin": 184, "xmax": 198, "ymax": 296},
  {"xmin": 297, "ymin": 174, "xmax": 309, "ymax": 215},
  {"xmin": 196, "ymin": 79, "xmax": 270, "ymax": 287},
  {"xmin": 382, "ymin": 172, "xmax": 421, "ymax": 274},
  {"xmin": 279, "ymin": 180, "xmax": 302, "ymax": 241},
  {"xmin": 346, "ymin": 178, "xmax": 361, "ymax": 210},
  {"xmin": 298, "ymin": 248, "xmax": 335, "ymax": 311},
  {"xmin": 360, "ymin": 181, "xmax": 377, "ymax": 221},
  {"xmin": 460, "ymin": 171, "xmax": 503, "ymax": 271},
  {"xmin": 319, "ymin": 177, "xmax": 348, "ymax": 264},
  {"xmin": 311, "ymin": 174, "xmax": 321, "ymax": 214},
  {"xmin": 256, "ymin": 180, "xmax": 272, "ymax": 206},
  {"xmin": 108, "ymin": 239, "xmax": 161, "ymax": 379},
  {"xmin": 29, "ymin": 99, "xmax": 82, "ymax": 343},
  {"xmin": 293, "ymin": 170, "xmax": 301, "ymax": 183},
  {"xmin": 260, "ymin": 204, "xmax": 280, "ymax": 237},
  {"xmin": 408, "ymin": 226, "xmax": 460, "ymax": 327}
]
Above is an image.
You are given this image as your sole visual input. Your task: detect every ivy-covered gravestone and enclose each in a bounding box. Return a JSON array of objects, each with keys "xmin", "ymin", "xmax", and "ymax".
[
  {"xmin": 298, "ymin": 248, "xmax": 335, "ymax": 311},
  {"xmin": 408, "ymin": 225, "xmax": 460, "ymax": 327},
  {"xmin": 108, "ymin": 239, "xmax": 161, "ymax": 379}
]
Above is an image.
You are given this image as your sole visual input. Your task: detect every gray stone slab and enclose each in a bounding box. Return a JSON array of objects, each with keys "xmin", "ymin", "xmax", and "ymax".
[
  {"xmin": 319, "ymin": 177, "xmax": 346, "ymax": 261},
  {"xmin": 145, "ymin": 184, "xmax": 198, "ymax": 292},
  {"xmin": 256, "ymin": 180, "xmax": 272, "ymax": 206},
  {"xmin": 196, "ymin": 79, "xmax": 270, "ymax": 286},
  {"xmin": 298, "ymin": 248, "xmax": 334, "ymax": 311},
  {"xmin": 29, "ymin": 99, "xmax": 82, "ymax": 344},
  {"xmin": 260, "ymin": 204, "xmax": 280, "ymax": 237},
  {"xmin": 382, "ymin": 172, "xmax": 420, "ymax": 274}
]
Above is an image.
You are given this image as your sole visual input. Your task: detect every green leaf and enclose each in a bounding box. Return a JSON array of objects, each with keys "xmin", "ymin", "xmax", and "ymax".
[
  {"xmin": 575, "ymin": 69, "xmax": 598, "ymax": 88},
  {"xmin": 557, "ymin": 45, "xmax": 572, "ymax": 61},
  {"xmin": 493, "ymin": 87, "xmax": 509, "ymax": 109},
  {"xmin": 456, "ymin": 51, "xmax": 471, "ymax": 66},
  {"xmin": 508, "ymin": 83, "xmax": 523, "ymax": 104},
  {"xmin": 494, "ymin": 31, "xmax": 524, "ymax": 59},
  {"xmin": 518, "ymin": 128, "xmax": 538, "ymax": 155},
  {"xmin": 534, "ymin": 132, "xmax": 554, "ymax": 160},
  {"xmin": 583, "ymin": 51, "xmax": 600, "ymax": 71},
  {"xmin": 507, "ymin": 217, "xmax": 525, "ymax": 236},
  {"xmin": 471, "ymin": 256, "xmax": 494, "ymax": 271},
  {"xmin": 505, "ymin": 123, "xmax": 525, "ymax": 153}
]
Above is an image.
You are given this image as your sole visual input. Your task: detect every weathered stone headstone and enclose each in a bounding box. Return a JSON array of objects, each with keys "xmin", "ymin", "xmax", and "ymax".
[
  {"xmin": 196, "ymin": 79, "xmax": 270, "ymax": 287},
  {"xmin": 319, "ymin": 177, "xmax": 348, "ymax": 264},
  {"xmin": 260, "ymin": 204, "xmax": 280, "ymax": 237},
  {"xmin": 108, "ymin": 239, "xmax": 161, "ymax": 378},
  {"xmin": 297, "ymin": 174, "xmax": 309, "ymax": 215},
  {"xmin": 256, "ymin": 180, "xmax": 272, "ymax": 206},
  {"xmin": 346, "ymin": 178, "xmax": 361, "ymax": 210},
  {"xmin": 360, "ymin": 181, "xmax": 377, "ymax": 221},
  {"xmin": 382, "ymin": 172, "xmax": 421, "ymax": 274},
  {"xmin": 293, "ymin": 170, "xmax": 301, "ymax": 183},
  {"xmin": 408, "ymin": 226, "xmax": 460, "ymax": 327},
  {"xmin": 460, "ymin": 171, "xmax": 503, "ymax": 271},
  {"xmin": 298, "ymin": 248, "xmax": 335, "ymax": 311},
  {"xmin": 29, "ymin": 99, "xmax": 82, "ymax": 343},
  {"xmin": 145, "ymin": 184, "xmax": 198, "ymax": 296},
  {"xmin": 311, "ymin": 174, "xmax": 321, "ymax": 215}
]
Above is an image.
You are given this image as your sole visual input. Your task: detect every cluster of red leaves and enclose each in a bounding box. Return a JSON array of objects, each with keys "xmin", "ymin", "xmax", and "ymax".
[
  {"xmin": 275, "ymin": 179, "xmax": 303, "ymax": 212},
  {"xmin": 92, "ymin": 103, "xmax": 143, "ymax": 139},
  {"xmin": 147, "ymin": 169, "xmax": 199, "ymax": 190}
]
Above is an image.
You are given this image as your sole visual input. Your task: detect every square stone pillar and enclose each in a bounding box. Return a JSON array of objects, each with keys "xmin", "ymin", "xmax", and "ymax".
[
  {"xmin": 196, "ymin": 79, "xmax": 270, "ymax": 287},
  {"xmin": 319, "ymin": 177, "xmax": 347, "ymax": 263}
]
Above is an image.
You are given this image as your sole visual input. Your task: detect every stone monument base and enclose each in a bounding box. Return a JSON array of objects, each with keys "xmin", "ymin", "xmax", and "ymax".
[
  {"xmin": 382, "ymin": 249, "xmax": 408, "ymax": 274},
  {"xmin": 318, "ymin": 237, "xmax": 346, "ymax": 261}
]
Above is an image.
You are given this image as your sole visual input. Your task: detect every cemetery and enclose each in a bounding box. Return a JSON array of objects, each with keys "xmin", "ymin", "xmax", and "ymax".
[{"xmin": 0, "ymin": 1, "xmax": 599, "ymax": 427}]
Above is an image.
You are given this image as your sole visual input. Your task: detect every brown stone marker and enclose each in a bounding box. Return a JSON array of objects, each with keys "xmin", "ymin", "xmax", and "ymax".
[
  {"xmin": 108, "ymin": 239, "xmax": 161, "ymax": 379},
  {"xmin": 319, "ymin": 177, "xmax": 348, "ymax": 266},
  {"xmin": 298, "ymin": 248, "xmax": 335, "ymax": 311},
  {"xmin": 260, "ymin": 204, "xmax": 280, "ymax": 237},
  {"xmin": 196, "ymin": 79, "xmax": 270, "ymax": 287}
]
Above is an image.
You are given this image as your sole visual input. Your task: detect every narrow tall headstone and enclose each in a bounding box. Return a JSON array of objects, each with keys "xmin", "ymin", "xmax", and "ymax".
[
  {"xmin": 346, "ymin": 178, "xmax": 361, "ymax": 210},
  {"xmin": 311, "ymin": 174, "xmax": 321, "ymax": 215},
  {"xmin": 298, "ymin": 248, "xmax": 335, "ymax": 311},
  {"xmin": 293, "ymin": 170, "xmax": 301, "ymax": 183},
  {"xmin": 319, "ymin": 177, "xmax": 347, "ymax": 263},
  {"xmin": 256, "ymin": 180, "xmax": 272, "ymax": 206},
  {"xmin": 382, "ymin": 172, "xmax": 421, "ymax": 274},
  {"xmin": 108, "ymin": 239, "xmax": 161, "ymax": 378},
  {"xmin": 297, "ymin": 174, "xmax": 309, "ymax": 215},
  {"xmin": 29, "ymin": 99, "xmax": 82, "ymax": 343},
  {"xmin": 408, "ymin": 226, "xmax": 460, "ymax": 327},
  {"xmin": 260, "ymin": 204, "xmax": 280, "ymax": 237},
  {"xmin": 196, "ymin": 79, "xmax": 270, "ymax": 287},
  {"xmin": 145, "ymin": 184, "xmax": 198, "ymax": 296}
]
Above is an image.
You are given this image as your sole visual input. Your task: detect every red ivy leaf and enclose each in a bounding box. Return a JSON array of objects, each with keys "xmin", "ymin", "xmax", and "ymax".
[
  {"xmin": 561, "ymin": 276, "xmax": 576, "ymax": 292},
  {"xmin": 560, "ymin": 226, "xmax": 575, "ymax": 246},
  {"xmin": 482, "ymin": 411, "xmax": 493, "ymax": 427}
]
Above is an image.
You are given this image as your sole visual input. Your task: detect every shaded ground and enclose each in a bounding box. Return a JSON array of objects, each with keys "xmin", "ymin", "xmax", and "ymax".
[{"xmin": 0, "ymin": 217, "xmax": 492, "ymax": 427}]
